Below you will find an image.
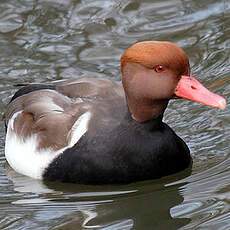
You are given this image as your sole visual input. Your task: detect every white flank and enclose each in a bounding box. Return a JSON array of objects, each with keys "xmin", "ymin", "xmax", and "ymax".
[
  {"xmin": 68, "ymin": 111, "xmax": 92, "ymax": 147},
  {"xmin": 5, "ymin": 111, "xmax": 92, "ymax": 179}
]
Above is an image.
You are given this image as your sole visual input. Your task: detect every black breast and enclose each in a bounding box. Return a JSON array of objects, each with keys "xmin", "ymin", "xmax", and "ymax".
[{"xmin": 43, "ymin": 115, "xmax": 191, "ymax": 184}]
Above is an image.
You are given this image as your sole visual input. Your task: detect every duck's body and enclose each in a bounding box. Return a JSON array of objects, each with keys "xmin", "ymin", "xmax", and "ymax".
[
  {"xmin": 45, "ymin": 114, "xmax": 190, "ymax": 184},
  {"xmin": 4, "ymin": 41, "xmax": 226, "ymax": 184},
  {"xmin": 5, "ymin": 79, "xmax": 190, "ymax": 183}
]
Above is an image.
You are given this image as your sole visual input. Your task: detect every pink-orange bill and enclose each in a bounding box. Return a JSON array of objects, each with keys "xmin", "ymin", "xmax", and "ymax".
[{"xmin": 175, "ymin": 75, "xmax": 226, "ymax": 109}]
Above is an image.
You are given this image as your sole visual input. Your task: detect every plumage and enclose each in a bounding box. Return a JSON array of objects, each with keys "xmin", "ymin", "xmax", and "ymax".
[{"xmin": 4, "ymin": 41, "xmax": 226, "ymax": 184}]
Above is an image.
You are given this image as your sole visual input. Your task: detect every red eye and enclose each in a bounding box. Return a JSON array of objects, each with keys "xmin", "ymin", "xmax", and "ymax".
[{"xmin": 154, "ymin": 65, "xmax": 165, "ymax": 73}]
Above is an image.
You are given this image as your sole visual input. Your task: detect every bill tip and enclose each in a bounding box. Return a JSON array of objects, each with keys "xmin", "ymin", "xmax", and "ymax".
[{"xmin": 218, "ymin": 97, "xmax": 227, "ymax": 110}]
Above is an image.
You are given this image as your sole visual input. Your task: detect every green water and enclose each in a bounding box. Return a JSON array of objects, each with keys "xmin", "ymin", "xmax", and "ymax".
[{"xmin": 0, "ymin": 0, "xmax": 229, "ymax": 229}]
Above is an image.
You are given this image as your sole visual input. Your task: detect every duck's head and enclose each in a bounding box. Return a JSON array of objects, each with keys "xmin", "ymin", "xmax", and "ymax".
[{"xmin": 121, "ymin": 41, "xmax": 226, "ymax": 122}]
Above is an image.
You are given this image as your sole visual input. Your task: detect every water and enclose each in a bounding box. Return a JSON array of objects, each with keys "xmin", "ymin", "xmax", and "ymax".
[{"xmin": 0, "ymin": 0, "xmax": 229, "ymax": 229}]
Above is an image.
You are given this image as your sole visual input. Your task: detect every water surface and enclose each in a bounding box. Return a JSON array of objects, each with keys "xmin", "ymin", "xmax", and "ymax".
[{"xmin": 0, "ymin": 0, "xmax": 229, "ymax": 229}]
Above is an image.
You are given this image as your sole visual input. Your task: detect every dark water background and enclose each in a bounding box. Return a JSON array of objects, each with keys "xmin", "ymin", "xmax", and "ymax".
[{"xmin": 0, "ymin": 0, "xmax": 229, "ymax": 229}]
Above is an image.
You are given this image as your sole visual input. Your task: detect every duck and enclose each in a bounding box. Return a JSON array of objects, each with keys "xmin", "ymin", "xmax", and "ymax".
[{"xmin": 4, "ymin": 41, "xmax": 226, "ymax": 184}]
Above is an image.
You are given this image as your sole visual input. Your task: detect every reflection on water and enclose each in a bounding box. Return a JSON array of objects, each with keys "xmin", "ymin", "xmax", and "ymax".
[
  {"xmin": 3, "ymin": 166, "xmax": 191, "ymax": 229},
  {"xmin": 0, "ymin": 0, "xmax": 229, "ymax": 229}
]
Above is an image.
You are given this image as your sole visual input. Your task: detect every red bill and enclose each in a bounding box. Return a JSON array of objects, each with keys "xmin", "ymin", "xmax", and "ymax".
[{"xmin": 175, "ymin": 75, "xmax": 226, "ymax": 109}]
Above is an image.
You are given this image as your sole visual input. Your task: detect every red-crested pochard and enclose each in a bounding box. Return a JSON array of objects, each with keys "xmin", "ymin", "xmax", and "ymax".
[{"xmin": 4, "ymin": 41, "xmax": 226, "ymax": 184}]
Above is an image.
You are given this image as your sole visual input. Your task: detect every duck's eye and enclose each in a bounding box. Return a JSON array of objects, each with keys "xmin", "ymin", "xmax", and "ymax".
[{"xmin": 154, "ymin": 65, "xmax": 165, "ymax": 73}]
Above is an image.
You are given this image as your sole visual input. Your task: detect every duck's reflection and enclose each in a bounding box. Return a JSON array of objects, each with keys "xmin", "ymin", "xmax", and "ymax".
[{"xmin": 7, "ymin": 165, "xmax": 192, "ymax": 230}]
